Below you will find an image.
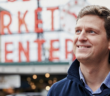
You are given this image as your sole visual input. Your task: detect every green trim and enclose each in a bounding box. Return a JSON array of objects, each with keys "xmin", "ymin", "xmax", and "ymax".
[{"xmin": 0, "ymin": 61, "xmax": 69, "ymax": 66}]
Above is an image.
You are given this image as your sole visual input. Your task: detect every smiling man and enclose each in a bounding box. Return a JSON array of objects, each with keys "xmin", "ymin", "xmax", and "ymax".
[{"xmin": 47, "ymin": 5, "xmax": 110, "ymax": 96}]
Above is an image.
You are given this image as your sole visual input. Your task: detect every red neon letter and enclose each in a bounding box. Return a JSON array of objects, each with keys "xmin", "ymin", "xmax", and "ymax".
[
  {"xmin": 8, "ymin": 0, "xmax": 16, "ymax": 2},
  {"xmin": 65, "ymin": 39, "xmax": 73, "ymax": 59},
  {"xmin": 65, "ymin": 39, "xmax": 76, "ymax": 60},
  {"xmin": 49, "ymin": 39, "xmax": 59, "ymax": 61},
  {"xmin": 18, "ymin": 41, "xmax": 29, "ymax": 62},
  {"xmin": 47, "ymin": 7, "xmax": 59, "ymax": 31},
  {"xmin": 34, "ymin": 39, "xmax": 45, "ymax": 62},
  {"xmin": 5, "ymin": 42, "xmax": 13, "ymax": 62},
  {"xmin": 1, "ymin": 11, "xmax": 12, "ymax": 35},
  {"xmin": 34, "ymin": 8, "xmax": 43, "ymax": 33},
  {"xmin": 18, "ymin": 11, "xmax": 29, "ymax": 33},
  {"xmin": 23, "ymin": 0, "xmax": 30, "ymax": 1}
]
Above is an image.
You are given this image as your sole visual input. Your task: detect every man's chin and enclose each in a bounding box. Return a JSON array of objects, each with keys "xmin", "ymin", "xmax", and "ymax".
[
  {"xmin": 76, "ymin": 55, "xmax": 93, "ymax": 64},
  {"xmin": 76, "ymin": 55, "xmax": 89, "ymax": 61}
]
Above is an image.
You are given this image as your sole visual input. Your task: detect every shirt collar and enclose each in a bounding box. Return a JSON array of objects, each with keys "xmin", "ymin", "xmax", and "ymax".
[
  {"xmin": 102, "ymin": 72, "xmax": 110, "ymax": 88},
  {"xmin": 79, "ymin": 67, "xmax": 110, "ymax": 89},
  {"xmin": 79, "ymin": 67, "xmax": 86, "ymax": 84}
]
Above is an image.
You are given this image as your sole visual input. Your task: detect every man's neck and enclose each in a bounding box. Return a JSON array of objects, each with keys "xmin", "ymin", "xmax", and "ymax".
[{"xmin": 80, "ymin": 60, "xmax": 110, "ymax": 92}]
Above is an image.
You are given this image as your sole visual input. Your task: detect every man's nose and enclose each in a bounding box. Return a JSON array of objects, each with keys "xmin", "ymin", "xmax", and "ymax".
[{"xmin": 78, "ymin": 30, "xmax": 87, "ymax": 41}]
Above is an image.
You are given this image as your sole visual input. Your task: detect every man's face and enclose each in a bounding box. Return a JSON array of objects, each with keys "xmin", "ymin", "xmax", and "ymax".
[{"xmin": 73, "ymin": 15, "xmax": 110, "ymax": 63}]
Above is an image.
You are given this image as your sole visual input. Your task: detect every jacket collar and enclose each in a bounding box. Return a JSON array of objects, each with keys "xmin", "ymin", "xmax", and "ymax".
[
  {"xmin": 67, "ymin": 59, "xmax": 110, "ymax": 96},
  {"xmin": 67, "ymin": 59, "xmax": 80, "ymax": 80}
]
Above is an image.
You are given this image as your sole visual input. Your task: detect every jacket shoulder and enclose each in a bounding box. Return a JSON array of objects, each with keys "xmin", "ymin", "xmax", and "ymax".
[{"xmin": 47, "ymin": 77, "xmax": 70, "ymax": 96}]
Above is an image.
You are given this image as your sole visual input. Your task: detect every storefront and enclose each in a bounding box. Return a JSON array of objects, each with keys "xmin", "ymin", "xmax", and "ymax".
[{"xmin": 0, "ymin": 61, "xmax": 69, "ymax": 95}]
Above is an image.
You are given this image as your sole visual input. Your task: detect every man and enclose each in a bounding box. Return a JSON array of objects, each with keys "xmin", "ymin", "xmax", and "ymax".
[{"xmin": 47, "ymin": 5, "xmax": 110, "ymax": 96}]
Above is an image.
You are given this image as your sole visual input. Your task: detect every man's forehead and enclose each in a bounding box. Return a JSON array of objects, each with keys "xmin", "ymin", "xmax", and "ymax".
[{"xmin": 75, "ymin": 15, "xmax": 105, "ymax": 29}]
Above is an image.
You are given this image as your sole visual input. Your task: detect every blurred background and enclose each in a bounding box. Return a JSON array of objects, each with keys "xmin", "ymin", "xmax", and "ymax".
[{"xmin": 0, "ymin": 0, "xmax": 109, "ymax": 96}]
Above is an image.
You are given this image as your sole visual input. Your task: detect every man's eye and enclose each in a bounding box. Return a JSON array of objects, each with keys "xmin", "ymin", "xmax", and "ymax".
[
  {"xmin": 89, "ymin": 30, "xmax": 95, "ymax": 34},
  {"xmin": 76, "ymin": 30, "xmax": 81, "ymax": 33}
]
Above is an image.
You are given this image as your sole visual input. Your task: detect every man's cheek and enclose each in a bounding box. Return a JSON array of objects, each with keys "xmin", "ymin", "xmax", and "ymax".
[{"xmin": 73, "ymin": 46, "xmax": 76, "ymax": 54}]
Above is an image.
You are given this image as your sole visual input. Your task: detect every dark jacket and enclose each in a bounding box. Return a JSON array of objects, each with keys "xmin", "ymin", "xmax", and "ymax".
[{"xmin": 47, "ymin": 59, "xmax": 110, "ymax": 96}]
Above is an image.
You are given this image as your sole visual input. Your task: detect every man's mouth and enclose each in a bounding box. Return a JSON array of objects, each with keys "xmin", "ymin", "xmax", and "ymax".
[{"xmin": 77, "ymin": 46, "xmax": 91, "ymax": 48}]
